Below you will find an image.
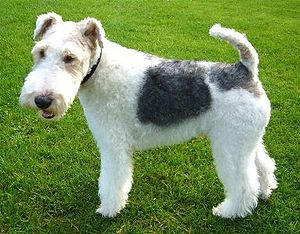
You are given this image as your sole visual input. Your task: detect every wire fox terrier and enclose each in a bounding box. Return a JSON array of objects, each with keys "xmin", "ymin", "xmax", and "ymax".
[{"xmin": 20, "ymin": 12, "xmax": 277, "ymax": 219}]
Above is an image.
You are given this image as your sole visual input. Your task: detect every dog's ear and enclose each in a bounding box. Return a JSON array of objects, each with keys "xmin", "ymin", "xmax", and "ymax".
[
  {"xmin": 33, "ymin": 12, "xmax": 63, "ymax": 41},
  {"xmin": 79, "ymin": 18, "xmax": 105, "ymax": 49}
]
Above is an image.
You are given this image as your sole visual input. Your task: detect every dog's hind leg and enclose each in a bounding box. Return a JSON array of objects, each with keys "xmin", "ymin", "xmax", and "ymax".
[
  {"xmin": 255, "ymin": 142, "xmax": 277, "ymax": 199},
  {"xmin": 209, "ymin": 124, "xmax": 262, "ymax": 218}
]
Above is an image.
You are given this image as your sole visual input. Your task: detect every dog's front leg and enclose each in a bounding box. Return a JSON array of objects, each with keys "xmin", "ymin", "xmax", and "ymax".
[{"xmin": 96, "ymin": 144, "xmax": 133, "ymax": 218}]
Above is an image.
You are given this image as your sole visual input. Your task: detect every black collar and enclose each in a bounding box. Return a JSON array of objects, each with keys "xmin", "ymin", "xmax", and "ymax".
[{"xmin": 81, "ymin": 49, "xmax": 103, "ymax": 85}]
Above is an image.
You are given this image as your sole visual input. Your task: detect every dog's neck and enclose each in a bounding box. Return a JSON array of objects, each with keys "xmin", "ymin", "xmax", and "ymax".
[{"xmin": 81, "ymin": 48, "xmax": 103, "ymax": 85}]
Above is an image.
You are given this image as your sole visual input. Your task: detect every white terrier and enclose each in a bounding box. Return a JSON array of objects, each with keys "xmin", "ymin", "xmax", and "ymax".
[{"xmin": 20, "ymin": 12, "xmax": 277, "ymax": 218}]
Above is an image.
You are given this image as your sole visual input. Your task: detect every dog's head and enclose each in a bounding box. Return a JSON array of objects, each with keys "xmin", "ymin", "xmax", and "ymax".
[{"xmin": 19, "ymin": 12, "xmax": 104, "ymax": 120}]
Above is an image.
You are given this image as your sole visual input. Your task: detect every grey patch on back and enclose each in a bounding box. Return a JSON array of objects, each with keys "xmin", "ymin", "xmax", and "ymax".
[
  {"xmin": 209, "ymin": 62, "xmax": 261, "ymax": 96},
  {"xmin": 137, "ymin": 60, "xmax": 211, "ymax": 126}
]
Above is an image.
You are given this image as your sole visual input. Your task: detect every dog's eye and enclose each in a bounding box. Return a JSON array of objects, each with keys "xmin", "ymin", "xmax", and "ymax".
[
  {"xmin": 39, "ymin": 49, "xmax": 45, "ymax": 59},
  {"xmin": 63, "ymin": 55, "xmax": 75, "ymax": 63}
]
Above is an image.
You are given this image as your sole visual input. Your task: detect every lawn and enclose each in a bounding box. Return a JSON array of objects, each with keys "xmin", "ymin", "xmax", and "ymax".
[{"xmin": 0, "ymin": 0, "xmax": 299, "ymax": 233}]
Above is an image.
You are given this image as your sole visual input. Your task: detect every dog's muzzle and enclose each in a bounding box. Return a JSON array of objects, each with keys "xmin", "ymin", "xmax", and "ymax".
[
  {"xmin": 34, "ymin": 95, "xmax": 53, "ymax": 109},
  {"xmin": 34, "ymin": 95, "xmax": 55, "ymax": 119}
]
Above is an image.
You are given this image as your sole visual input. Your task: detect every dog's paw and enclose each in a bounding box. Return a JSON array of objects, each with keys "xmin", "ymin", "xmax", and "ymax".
[
  {"xmin": 212, "ymin": 202, "xmax": 234, "ymax": 218},
  {"xmin": 212, "ymin": 201, "xmax": 247, "ymax": 219},
  {"xmin": 96, "ymin": 205, "xmax": 120, "ymax": 218},
  {"xmin": 260, "ymin": 175, "xmax": 278, "ymax": 200}
]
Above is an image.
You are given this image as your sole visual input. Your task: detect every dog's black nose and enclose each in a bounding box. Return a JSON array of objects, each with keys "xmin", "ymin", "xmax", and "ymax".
[{"xmin": 34, "ymin": 95, "xmax": 53, "ymax": 109}]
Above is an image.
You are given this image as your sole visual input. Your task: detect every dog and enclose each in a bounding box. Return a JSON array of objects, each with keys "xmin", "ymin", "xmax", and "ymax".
[{"xmin": 19, "ymin": 12, "xmax": 277, "ymax": 218}]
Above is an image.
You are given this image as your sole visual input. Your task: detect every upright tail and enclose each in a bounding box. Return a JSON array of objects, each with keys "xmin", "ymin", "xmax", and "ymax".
[{"xmin": 209, "ymin": 24, "xmax": 259, "ymax": 77}]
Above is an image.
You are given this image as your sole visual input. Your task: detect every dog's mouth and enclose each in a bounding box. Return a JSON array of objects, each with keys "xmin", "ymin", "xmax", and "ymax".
[{"xmin": 40, "ymin": 110, "xmax": 55, "ymax": 119}]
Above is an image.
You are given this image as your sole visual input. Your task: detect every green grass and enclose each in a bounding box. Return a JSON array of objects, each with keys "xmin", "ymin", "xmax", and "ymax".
[{"xmin": 1, "ymin": 0, "xmax": 299, "ymax": 233}]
